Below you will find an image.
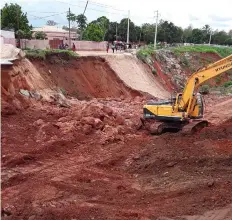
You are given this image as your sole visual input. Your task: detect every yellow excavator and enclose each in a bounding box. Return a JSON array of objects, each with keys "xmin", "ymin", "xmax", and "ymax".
[{"xmin": 142, "ymin": 54, "xmax": 232, "ymax": 134}]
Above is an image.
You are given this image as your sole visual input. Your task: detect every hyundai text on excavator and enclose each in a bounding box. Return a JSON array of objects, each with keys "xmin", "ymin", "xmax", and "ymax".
[{"xmin": 142, "ymin": 54, "xmax": 232, "ymax": 134}]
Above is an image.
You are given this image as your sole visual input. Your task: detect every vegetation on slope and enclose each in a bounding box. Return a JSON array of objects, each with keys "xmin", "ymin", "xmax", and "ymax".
[
  {"xmin": 172, "ymin": 45, "xmax": 232, "ymax": 58},
  {"xmin": 25, "ymin": 49, "xmax": 78, "ymax": 60},
  {"xmin": 136, "ymin": 45, "xmax": 155, "ymax": 62}
]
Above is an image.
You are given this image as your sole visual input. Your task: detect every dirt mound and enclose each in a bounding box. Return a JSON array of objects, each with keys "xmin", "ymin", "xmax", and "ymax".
[
  {"xmin": 2, "ymin": 96, "xmax": 232, "ymax": 219},
  {"xmin": 205, "ymin": 97, "xmax": 232, "ymax": 125},
  {"xmin": 1, "ymin": 56, "xmax": 144, "ymax": 115}
]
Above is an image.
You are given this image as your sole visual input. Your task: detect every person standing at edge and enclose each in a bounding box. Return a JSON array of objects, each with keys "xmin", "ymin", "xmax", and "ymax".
[
  {"xmin": 111, "ymin": 42, "xmax": 115, "ymax": 53},
  {"xmin": 72, "ymin": 43, "xmax": 76, "ymax": 52},
  {"xmin": 106, "ymin": 42, "xmax": 109, "ymax": 53}
]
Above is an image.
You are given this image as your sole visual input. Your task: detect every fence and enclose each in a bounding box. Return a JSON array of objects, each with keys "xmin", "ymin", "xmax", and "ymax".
[
  {"xmin": 64, "ymin": 40, "xmax": 107, "ymax": 51},
  {"xmin": 20, "ymin": 39, "xmax": 107, "ymax": 51},
  {"xmin": 20, "ymin": 39, "xmax": 50, "ymax": 49},
  {"xmin": 1, "ymin": 37, "xmax": 16, "ymax": 46}
]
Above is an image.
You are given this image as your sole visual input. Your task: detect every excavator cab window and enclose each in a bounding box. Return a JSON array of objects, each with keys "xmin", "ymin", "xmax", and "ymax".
[{"xmin": 175, "ymin": 93, "xmax": 185, "ymax": 112}]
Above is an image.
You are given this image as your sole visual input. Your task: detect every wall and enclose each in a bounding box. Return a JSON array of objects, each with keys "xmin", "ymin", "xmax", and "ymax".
[
  {"xmin": 20, "ymin": 39, "xmax": 107, "ymax": 51},
  {"xmin": 20, "ymin": 39, "xmax": 50, "ymax": 49},
  {"xmin": 64, "ymin": 40, "xmax": 107, "ymax": 51},
  {"xmin": 0, "ymin": 30, "xmax": 16, "ymax": 46}
]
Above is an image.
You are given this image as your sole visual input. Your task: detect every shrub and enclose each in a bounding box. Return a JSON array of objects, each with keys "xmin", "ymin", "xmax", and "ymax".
[
  {"xmin": 152, "ymin": 69, "xmax": 157, "ymax": 75},
  {"xmin": 25, "ymin": 49, "xmax": 78, "ymax": 60},
  {"xmin": 223, "ymin": 81, "xmax": 232, "ymax": 88},
  {"xmin": 172, "ymin": 45, "xmax": 232, "ymax": 58},
  {"xmin": 60, "ymin": 88, "xmax": 67, "ymax": 95},
  {"xmin": 215, "ymin": 76, "xmax": 222, "ymax": 84},
  {"xmin": 200, "ymin": 85, "xmax": 210, "ymax": 94}
]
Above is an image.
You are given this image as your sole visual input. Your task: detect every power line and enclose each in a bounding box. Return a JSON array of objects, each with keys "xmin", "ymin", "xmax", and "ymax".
[
  {"xmin": 27, "ymin": 11, "xmax": 64, "ymax": 14},
  {"xmin": 30, "ymin": 12, "xmax": 67, "ymax": 20},
  {"xmin": 55, "ymin": 0, "xmax": 126, "ymax": 12}
]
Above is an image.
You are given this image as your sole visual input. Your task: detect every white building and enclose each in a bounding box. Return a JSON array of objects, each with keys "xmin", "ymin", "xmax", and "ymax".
[{"xmin": 32, "ymin": 26, "xmax": 78, "ymax": 40}]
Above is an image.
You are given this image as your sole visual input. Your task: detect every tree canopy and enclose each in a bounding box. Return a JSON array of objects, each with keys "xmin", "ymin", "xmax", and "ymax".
[
  {"xmin": 1, "ymin": 3, "xmax": 32, "ymax": 38},
  {"xmin": 34, "ymin": 31, "xmax": 47, "ymax": 40},
  {"xmin": 65, "ymin": 8, "xmax": 232, "ymax": 45},
  {"xmin": 83, "ymin": 23, "xmax": 104, "ymax": 42}
]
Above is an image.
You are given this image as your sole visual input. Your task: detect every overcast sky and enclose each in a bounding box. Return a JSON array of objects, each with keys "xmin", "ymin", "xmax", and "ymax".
[{"xmin": 1, "ymin": 0, "xmax": 232, "ymax": 31}]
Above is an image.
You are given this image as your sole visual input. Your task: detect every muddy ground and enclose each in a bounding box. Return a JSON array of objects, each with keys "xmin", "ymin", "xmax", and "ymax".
[{"xmin": 1, "ymin": 53, "xmax": 232, "ymax": 219}]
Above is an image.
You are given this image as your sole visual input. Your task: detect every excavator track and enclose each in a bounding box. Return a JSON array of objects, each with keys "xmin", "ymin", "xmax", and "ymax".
[
  {"xmin": 181, "ymin": 120, "xmax": 208, "ymax": 135},
  {"xmin": 141, "ymin": 118, "xmax": 184, "ymax": 135}
]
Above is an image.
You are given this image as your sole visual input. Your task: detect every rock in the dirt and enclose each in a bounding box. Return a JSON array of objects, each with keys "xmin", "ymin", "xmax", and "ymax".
[
  {"xmin": 207, "ymin": 180, "xmax": 215, "ymax": 187},
  {"xmin": 132, "ymin": 155, "xmax": 140, "ymax": 160},
  {"xmin": 82, "ymin": 124, "xmax": 93, "ymax": 135},
  {"xmin": 115, "ymin": 115, "xmax": 125, "ymax": 125},
  {"xmin": 34, "ymin": 119, "xmax": 44, "ymax": 126},
  {"xmin": 102, "ymin": 106, "xmax": 113, "ymax": 116},
  {"xmin": 28, "ymin": 215, "xmax": 36, "ymax": 220},
  {"xmin": 81, "ymin": 116, "xmax": 95, "ymax": 126},
  {"xmin": 94, "ymin": 118, "xmax": 104, "ymax": 130},
  {"xmin": 166, "ymin": 161, "xmax": 177, "ymax": 167}
]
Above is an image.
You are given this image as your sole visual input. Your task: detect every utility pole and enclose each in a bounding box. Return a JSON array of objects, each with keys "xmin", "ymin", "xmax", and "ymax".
[
  {"xmin": 17, "ymin": 7, "xmax": 20, "ymax": 48},
  {"xmin": 208, "ymin": 31, "xmax": 212, "ymax": 45},
  {"xmin": 127, "ymin": 10, "xmax": 130, "ymax": 44},
  {"xmin": 116, "ymin": 23, "xmax": 118, "ymax": 40},
  {"xmin": 154, "ymin": 10, "xmax": 159, "ymax": 49},
  {"xmin": 68, "ymin": 7, "xmax": 71, "ymax": 48}
]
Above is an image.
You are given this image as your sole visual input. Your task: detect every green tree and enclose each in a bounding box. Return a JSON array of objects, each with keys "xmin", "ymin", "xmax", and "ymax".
[
  {"xmin": 141, "ymin": 23, "xmax": 155, "ymax": 44},
  {"xmin": 91, "ymin": 16, "xmax": 109, "ymax": 41},
  {"xmin": 118, "ymin": 18, "xmax": 136, "ymax": 42},
  {"xmin": 183, "ymin": 25, "xmax": 193, "ymax": 42},
  {"xmin": 212, "ymin": 31, "xmax": 229, "ymax": 45},
  {"xmin": 1, "ymin": 3, "xmax": 31, "ymax": 34},
  {"xmin": 202, "ymin": 24, "xmax": 211, "ymax": 43},
  {"xmin": 83, "ymin": 23, "xmax": 104, "ymax": 42},
  {"xmin": 157, "ymin": 20, "xmax": 183, "ymax": 43},
  {"xmin": 191, "ymin": 28, "xmax": 204, "ymax": 43},
  {"xmin": 34, "ymin": 31, "xmax": 47, "ymax": 40},
  {"xmin": 76, "ymin": 14, "xmax": 87, "ymax": 30},
  {"xmin": 105, "ymin": 22, "xmax": 118, "ymax": 42}
]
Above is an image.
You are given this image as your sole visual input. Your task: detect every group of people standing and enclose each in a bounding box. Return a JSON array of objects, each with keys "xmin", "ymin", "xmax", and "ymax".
[
  {"xmin": 58, "ymin": 42, "xmax": 76, "ymax": 52},
  {"xmin": 106, "ymin": 41, "xmax": 126, "ymax": 53}
]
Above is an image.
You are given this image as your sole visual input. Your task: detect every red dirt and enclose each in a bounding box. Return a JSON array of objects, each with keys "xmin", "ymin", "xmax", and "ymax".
[
  {"xmin": 2, "ymin": 54, "xmax": 232, "ymax": 219},
  {"xmin": 32, "ymin": 56, "xmax": 141, "ymax": 100},
  {"xmin": 2, "ymin": 97, "xmax": 232, "ymax": 219}
]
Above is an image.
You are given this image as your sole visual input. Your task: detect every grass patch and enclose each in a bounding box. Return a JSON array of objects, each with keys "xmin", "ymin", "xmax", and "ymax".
[
  {"xmin": 25, "ymin": 49, "xmax": 78, "ymax": 60},
  {"xmin": 172, "ymin": 45, "xmax": 232, "ymax": 58},
  {"xmin": 223, "ymin": 81, "xmax": 232, "ymax": 88},
  {"xmin": 200, "ymin": 85, "xmax": 210, "ymax": 94},
  {"xmin": 136, "ymin": 45, "xmax": 155, "ymax": 62}
]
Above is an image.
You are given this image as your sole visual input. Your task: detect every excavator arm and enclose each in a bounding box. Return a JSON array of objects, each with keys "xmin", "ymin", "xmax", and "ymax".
[{"xmin": 179, "ymin": 54, "xmax": 232, "ymax": 113}]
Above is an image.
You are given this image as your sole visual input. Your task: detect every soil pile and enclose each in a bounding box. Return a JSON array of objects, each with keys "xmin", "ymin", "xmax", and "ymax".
[{"xmin": 2, "ymin": 100, "xmax": 232, "ymax": 219}]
